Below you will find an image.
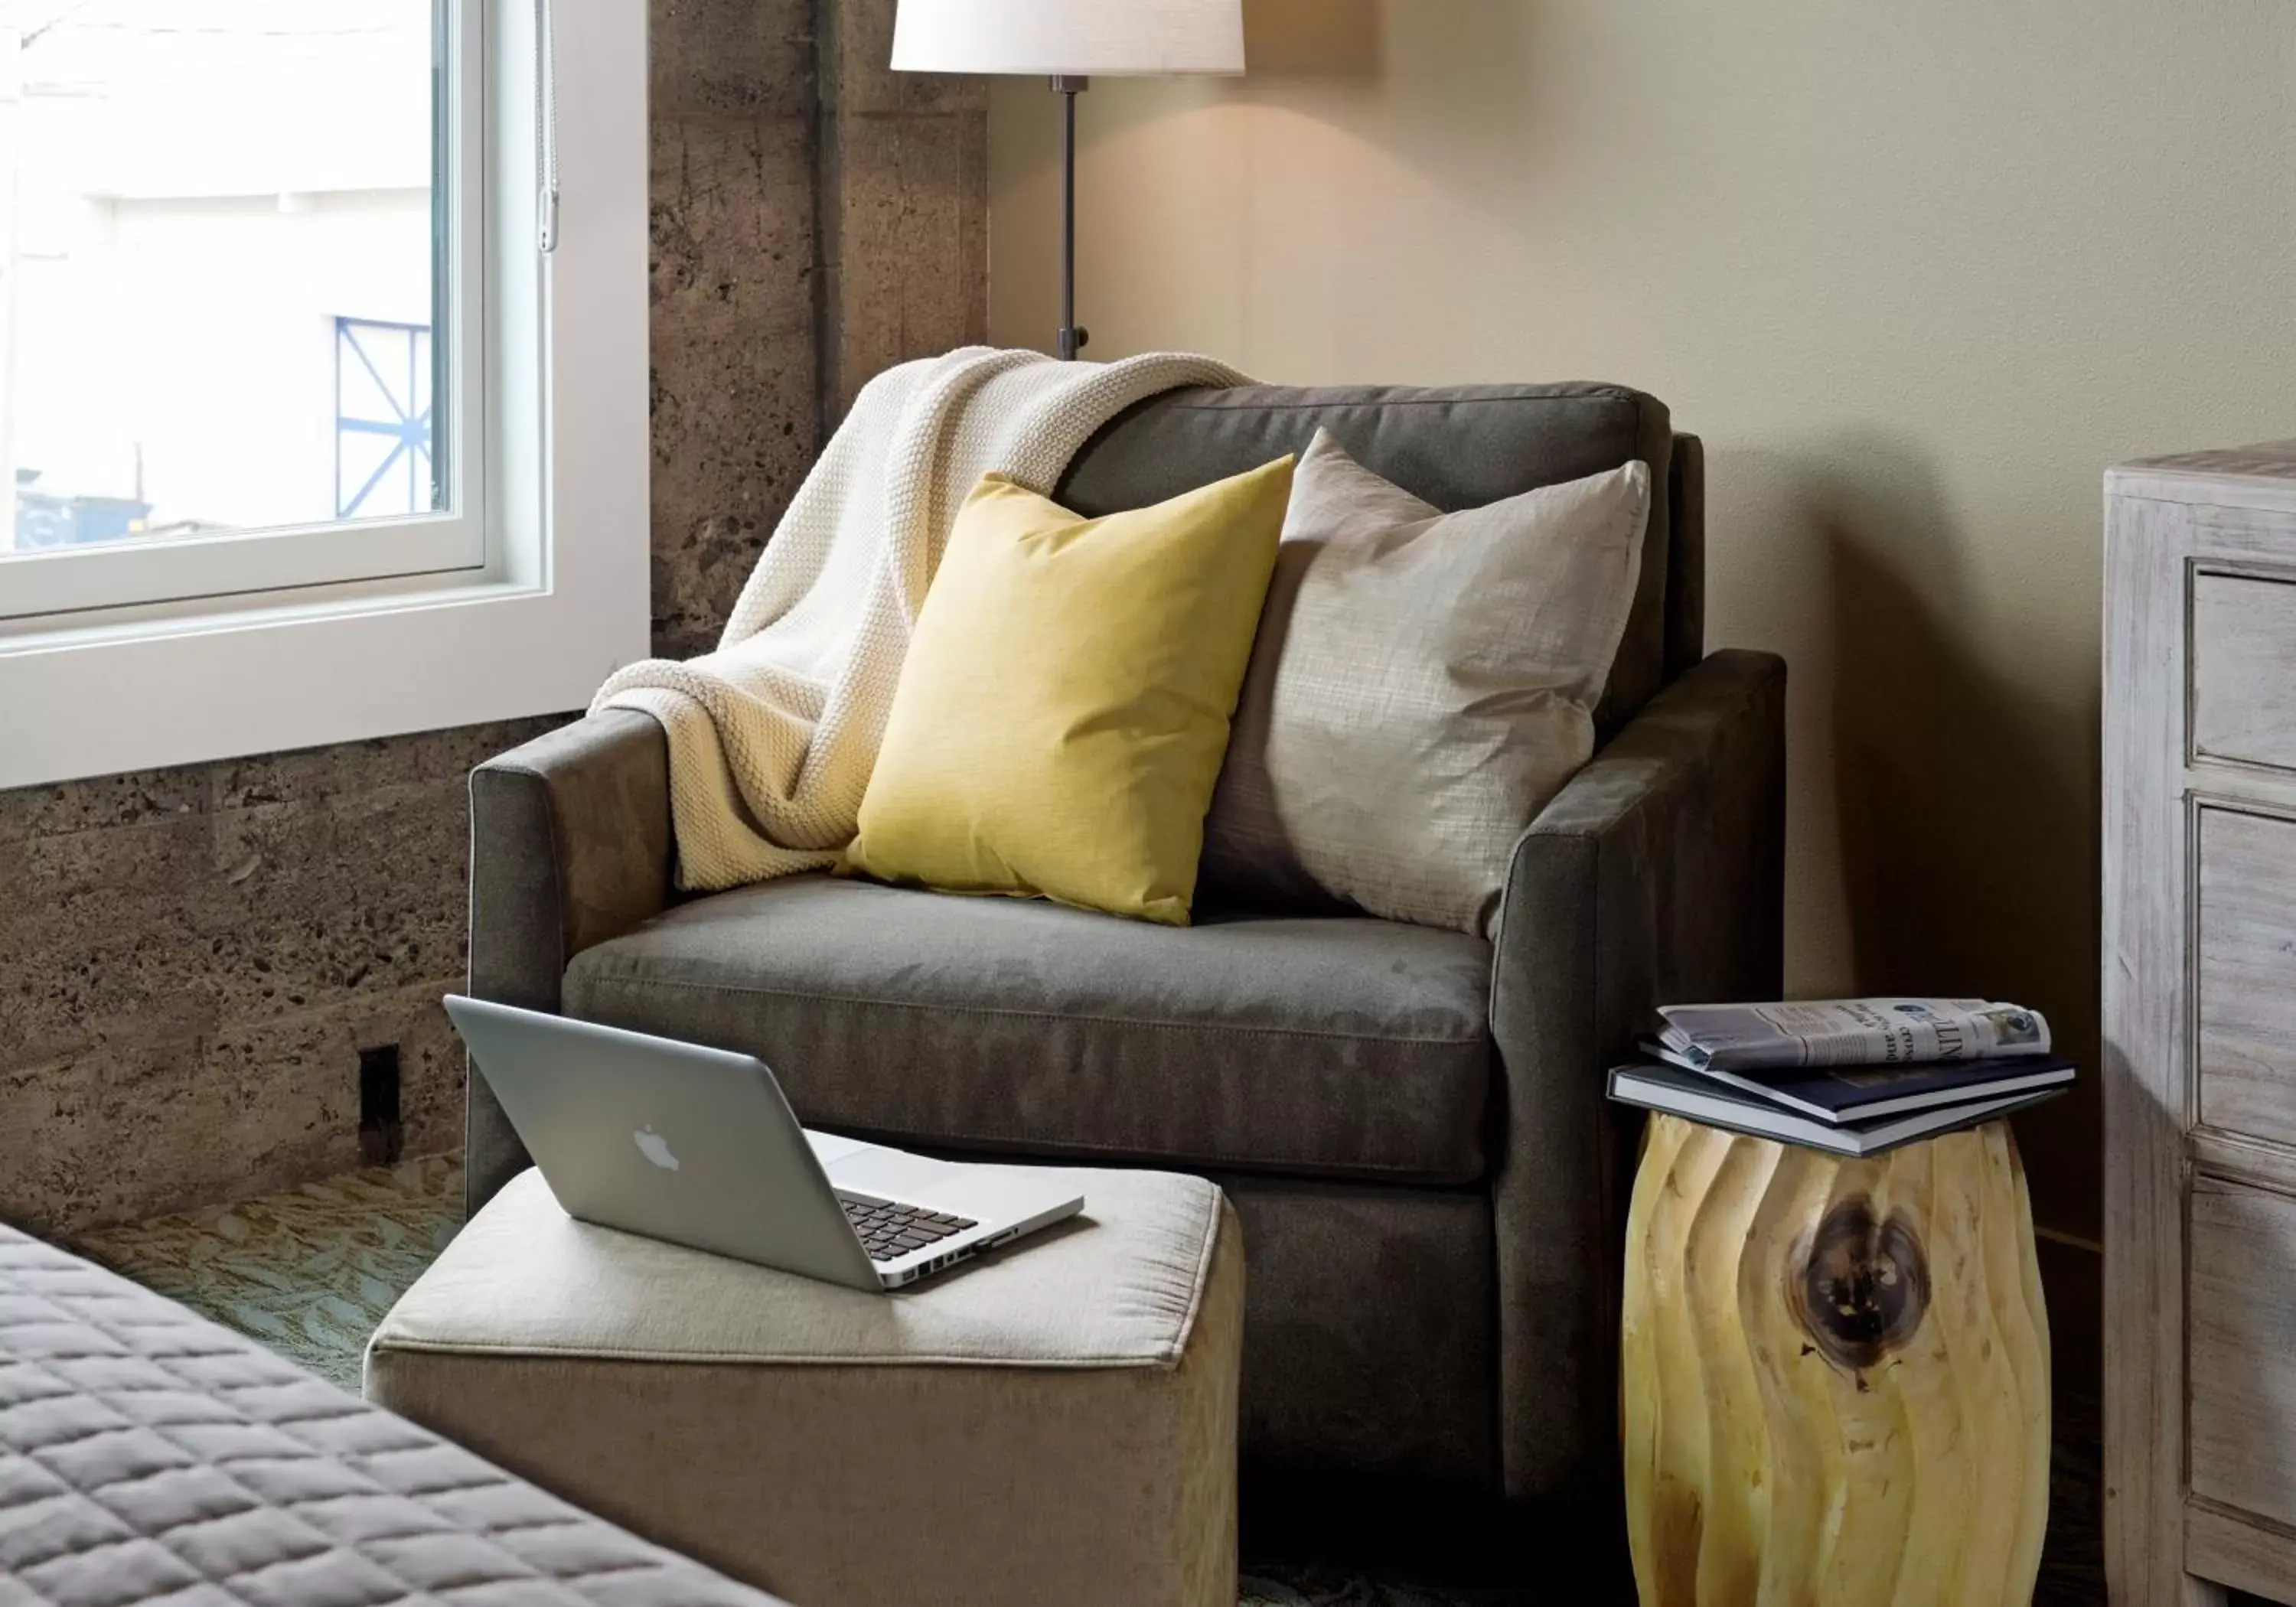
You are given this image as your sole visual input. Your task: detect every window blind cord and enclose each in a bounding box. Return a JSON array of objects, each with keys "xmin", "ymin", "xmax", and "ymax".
[{"xmin": 535, "ymin": 0, "xmax": 558, "ymax": 254}]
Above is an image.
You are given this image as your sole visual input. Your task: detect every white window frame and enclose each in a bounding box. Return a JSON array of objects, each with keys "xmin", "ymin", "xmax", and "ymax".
[
  {"xmin": 0, "ymin": 0, "xmax": 648, "ymax": 790},
  {"xmin": 0, "ymin": 2, "xmax": 490, "ymax": 623}
]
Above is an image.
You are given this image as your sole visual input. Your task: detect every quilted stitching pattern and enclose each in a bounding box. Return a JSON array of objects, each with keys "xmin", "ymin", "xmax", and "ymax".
[{"xmin": 0, "ymin": 1231, "xmax": 784, "ymax": 1607}]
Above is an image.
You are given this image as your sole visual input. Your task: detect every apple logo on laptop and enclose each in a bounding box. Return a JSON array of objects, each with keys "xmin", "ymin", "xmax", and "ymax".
[{"xmin": 633, "ymin": 1126, "xmax": 680, "ymax": 1171}]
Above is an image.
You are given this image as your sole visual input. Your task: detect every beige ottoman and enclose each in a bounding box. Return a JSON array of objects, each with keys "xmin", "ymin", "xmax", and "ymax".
[{"xmin": 366, "ymin": 1165, "xmax": 1243, "ymax": 1607}]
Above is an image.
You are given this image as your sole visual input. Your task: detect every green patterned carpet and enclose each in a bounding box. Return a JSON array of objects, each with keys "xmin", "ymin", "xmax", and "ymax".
[
  {"xmin": 70, "ymin": 1155, "xmax": 2102, "ymax": 1605},
  {"xmin": 73, "ymin": 1156, "xmax": 461, "ymax": 1393}
]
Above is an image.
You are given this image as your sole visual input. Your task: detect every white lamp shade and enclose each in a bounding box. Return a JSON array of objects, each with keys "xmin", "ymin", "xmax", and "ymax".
[{"xmin": 891, "ymin": 0, "xmax": 1244, "ymax": 78}]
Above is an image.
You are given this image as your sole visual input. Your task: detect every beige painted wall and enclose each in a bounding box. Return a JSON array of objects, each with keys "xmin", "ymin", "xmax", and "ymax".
[{"xmin": 987, "ymin": 0, "xmax": 2296, "ymax": 1244}]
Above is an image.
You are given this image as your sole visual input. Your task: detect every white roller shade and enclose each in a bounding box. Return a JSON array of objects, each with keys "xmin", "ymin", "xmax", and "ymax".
[{"xmin": 890, "ymin": 0, "xmax": 1244, "ymax": 77}]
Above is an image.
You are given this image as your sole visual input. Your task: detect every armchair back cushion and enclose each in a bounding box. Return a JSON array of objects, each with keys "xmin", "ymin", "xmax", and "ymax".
[{"xmin": 1057, "ymin": 383, "xmax": 1680, "ymax": 735}]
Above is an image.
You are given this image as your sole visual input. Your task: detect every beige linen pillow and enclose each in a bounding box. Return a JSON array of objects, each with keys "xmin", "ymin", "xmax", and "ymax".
[{"xmin": 1199, "ymin": 429, "xmax": 1650, "ymax": 934}]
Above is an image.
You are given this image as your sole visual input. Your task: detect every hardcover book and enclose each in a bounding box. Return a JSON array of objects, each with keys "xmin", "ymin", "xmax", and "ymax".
[
  {"xmin": 1606, "ymin": 1062, "xmax": 2067, "ymax": 1157},
  {"xmin": 1637, "ymin": 1042, "xmax": 2076, "ymax": 1125}
]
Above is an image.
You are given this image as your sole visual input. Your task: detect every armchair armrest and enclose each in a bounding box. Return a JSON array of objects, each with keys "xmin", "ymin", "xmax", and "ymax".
[
  {"xmin": 465, "ymin": 709, "xmax": 673, "ymax": 1211},
  {"xmin": 1487, "ymin": 647, "xmax": 1787, "ymax": 1501}
]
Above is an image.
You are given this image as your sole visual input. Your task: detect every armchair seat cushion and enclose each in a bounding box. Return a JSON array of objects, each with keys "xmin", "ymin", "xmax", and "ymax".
[{"xmin": 560, "ymin": 872, "xmax": 1492, "ymax": 1185}]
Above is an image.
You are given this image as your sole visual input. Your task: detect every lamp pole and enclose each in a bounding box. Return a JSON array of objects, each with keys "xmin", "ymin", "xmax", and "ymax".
[
  {"xmin": 891, "ymin": 5, "xmax": 1243, "ymax": 360},
  {"xmin": 1051, "ymin": 75, "xmax": 1087, "ymax": 360}
]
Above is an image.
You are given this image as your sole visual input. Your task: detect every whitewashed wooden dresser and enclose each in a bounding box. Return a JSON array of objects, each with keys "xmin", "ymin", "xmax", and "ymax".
[{"xmin": 2107, "ymin": 442, "xmax": 2296, "ymax": 1605}]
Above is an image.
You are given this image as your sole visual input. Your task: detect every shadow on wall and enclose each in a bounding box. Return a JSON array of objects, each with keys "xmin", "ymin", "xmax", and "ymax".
[
  {"xmin": 1244, "ymin": 0, "xmax": 1381, "ymax": 78},
  {"xmin": 1806, "ymin": 430, "xmax": 2101, "ymax": 1237}
]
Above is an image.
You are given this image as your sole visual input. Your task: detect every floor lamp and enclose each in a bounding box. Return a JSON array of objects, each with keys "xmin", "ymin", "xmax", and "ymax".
[{"xmin": 890, "ymin": 2, "xmax": 1245, "ymax": 360}]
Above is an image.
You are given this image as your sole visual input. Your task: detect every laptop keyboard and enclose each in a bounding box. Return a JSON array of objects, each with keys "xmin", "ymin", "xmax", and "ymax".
[{"xmin": 839, "ymin": 1194, "xmax": 979, "ymax": 1263}]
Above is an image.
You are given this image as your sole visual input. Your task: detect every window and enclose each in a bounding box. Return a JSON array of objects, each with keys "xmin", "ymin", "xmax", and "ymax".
[
  {"xmin": 0, "ymin": 1, "xmax": 649, "ymax": 788},
  {"xmin": 0, "ymin": 0, "xmax": 481, "ymax": 618}
]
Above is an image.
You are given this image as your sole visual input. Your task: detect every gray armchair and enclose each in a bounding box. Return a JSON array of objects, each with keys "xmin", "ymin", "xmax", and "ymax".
[{"xmin": 461, "ymin": 384, "xmax": 1786, "ymax": 1524}]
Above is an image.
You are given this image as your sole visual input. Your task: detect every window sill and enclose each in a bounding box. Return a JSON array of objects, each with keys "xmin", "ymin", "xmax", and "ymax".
[{"xmin": 0, "ymin": 564, "xmax": 650, "ymax": 790}]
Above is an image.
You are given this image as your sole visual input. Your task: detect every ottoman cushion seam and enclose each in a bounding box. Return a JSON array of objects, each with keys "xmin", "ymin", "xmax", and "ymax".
[
  {"xmin": 1162, "ymin": 1183, "xmax": 1225, "ymax": 1366},
  {"xmin": 367, "ymin": 1339, "xmax": 1194, "ymax": 1369}
]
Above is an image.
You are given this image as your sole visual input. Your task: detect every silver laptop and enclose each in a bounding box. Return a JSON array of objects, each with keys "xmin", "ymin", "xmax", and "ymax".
[{"xmin": 444, "ymin": 996, "xmax": 1085, "ymax": 1291}]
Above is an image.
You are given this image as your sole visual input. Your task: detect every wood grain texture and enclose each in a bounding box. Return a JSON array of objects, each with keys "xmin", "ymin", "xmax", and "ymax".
[
  {"xmin": 2125, "ymin": 442, "xmax": 2296, "ymax": 481},
  {"xmin": 1620, "ymin": 1116, "xmax": 2049, "ymax": 1607},
  {"xmin": 2103, "ymin": 462, "xmax": 2296, "ymax": 1607},
  {"xmin": 2191, "ymin": 1126, "xmax": 2296, "ymax": 1199},
  {"xmin": 2103, "ymin": 487, "xmax": 2211, "ymax": 1606},
  {"xmin": 2111, "ymin": 447, "xmax": 2296, "ymax": 519},
  {"xmin": 2197, "ymin": 807, "xmax": 2296, "ymax": 1146},
  {"xmin": 2187, "ymin": 1498, "xmax": 2296, "ymax": 1604},
  {"xmin": 2189, "ymin": 1179, "xmax": 2296, "ymax": 1529},
  {"xmin": 2193, "ymin": 573, "xmax": 2296, "ymax": 773}
]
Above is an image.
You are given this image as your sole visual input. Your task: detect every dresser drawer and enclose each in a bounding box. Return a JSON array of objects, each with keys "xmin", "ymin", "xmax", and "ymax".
[
  {"xmin": 2190, "ymin": 1178, "xmax": 2296, "ymax": 1528},
  {"xmin": 2194, "ymin": 571, "xmax": 2296, "ymax": 772},
  {"xmin": 2198, "ymin": 807, "xmax": 2296, "ymax": 1146}
]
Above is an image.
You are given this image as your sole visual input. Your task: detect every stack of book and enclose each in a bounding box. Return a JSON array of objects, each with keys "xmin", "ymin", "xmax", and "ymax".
[{"xmin": 1607, "ymin": 997, "xmax": 2074, "ymax": 1156}]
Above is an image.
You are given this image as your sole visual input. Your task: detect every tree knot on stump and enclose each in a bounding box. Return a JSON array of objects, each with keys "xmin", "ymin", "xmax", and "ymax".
[{"xmin": 1791, "ymin": 1196, "xmax": 1929, "ymax": 1372}]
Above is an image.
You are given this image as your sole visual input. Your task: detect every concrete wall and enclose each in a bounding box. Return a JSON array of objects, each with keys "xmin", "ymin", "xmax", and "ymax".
[
  {"xmin": 986, "ymin": 0, "xmax": 2296, "ymax": 1260},
  {"xmin": 0, "ymin": 0, "xmax": 986, "ymax": 1236}
]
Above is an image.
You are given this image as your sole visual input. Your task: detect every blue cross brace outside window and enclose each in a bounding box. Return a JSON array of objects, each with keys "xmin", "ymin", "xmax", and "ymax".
[{"xmin": 334, "ymin": 316, "xmax": 435, "ymax": 520}]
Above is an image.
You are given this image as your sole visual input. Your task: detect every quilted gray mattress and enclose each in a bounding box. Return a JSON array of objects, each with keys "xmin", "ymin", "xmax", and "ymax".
[{"xmin": 0, "ymin": 1227, "xmax": 789, "ymax": 1605}]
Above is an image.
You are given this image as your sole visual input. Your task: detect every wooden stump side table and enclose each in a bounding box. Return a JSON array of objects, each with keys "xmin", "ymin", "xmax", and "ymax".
[{"xmin": 1620, "ymin": 1113, "xmax": 2050, "ymax": 1607}]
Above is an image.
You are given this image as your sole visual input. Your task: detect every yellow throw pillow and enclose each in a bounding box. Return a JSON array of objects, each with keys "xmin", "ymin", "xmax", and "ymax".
[{"xmin": 843, "ymin": 456, "xmax": 1295, "ymax": 925}]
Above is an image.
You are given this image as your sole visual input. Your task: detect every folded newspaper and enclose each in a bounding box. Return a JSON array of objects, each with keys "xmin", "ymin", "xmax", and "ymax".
[{"xmin": 1655, "ymin": 998, "xmax": 2050, "ymax": 1072}]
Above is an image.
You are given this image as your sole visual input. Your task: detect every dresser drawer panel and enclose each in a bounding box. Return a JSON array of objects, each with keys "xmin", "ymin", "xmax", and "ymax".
[
  {"xmin": 2194, "ymin": 571, "xmax": 2296, "ymax": 772},
  {"xmin": 2197, "ymin": 807, "xmax": 2296, "ymax": 1146},
  {"xmin": 2190, "ymin": 1178, "xmax": 2296, "ymax": 1527},
  {"xmin": 2187, "ymin": 1498, "xmax": 2296, "ymax": 1604}
]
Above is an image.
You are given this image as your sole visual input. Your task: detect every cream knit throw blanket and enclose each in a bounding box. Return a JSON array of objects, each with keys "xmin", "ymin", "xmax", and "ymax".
[{"xmin": 594, "ymin": 347, "xmax": 1251, "ymax": 892}]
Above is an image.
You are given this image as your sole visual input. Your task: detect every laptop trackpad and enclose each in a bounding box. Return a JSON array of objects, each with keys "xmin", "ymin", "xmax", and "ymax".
[
  {"xmin": 804, "ymin": 1129, "xmax": 875, "ymax": 1169},
  {"xmin": 820, "ymin": 1141, "xmax": 960, "ymax": 1202}
]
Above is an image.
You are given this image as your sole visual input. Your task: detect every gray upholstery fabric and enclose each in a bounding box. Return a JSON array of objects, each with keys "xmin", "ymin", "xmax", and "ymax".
[
  {"xmin": 1664, "ymin": 434, "xmax": 1706, "ymax": 680},
  {"xmin": 560, "ymin": 875, "xmax": 1493, "ymax": 1186},
  {"xmin": 1058, "ymin": 383, "xmax": 1674, "ymax": 733},
  {"xmin": 465, "ymin": 655, "xmax": 1785, "ymax": 1503},
  {"xmin": 1487, "ymin": 647, "xmax": 1787, "ymax": 1501},
  {"xmin": 1212, "ymin": 1172, "xmax": 1495, "ymax": 1485},
  {"xmin": 457, "ymin": 383, "xmax": 1789, "ymax": 1524},
  {"xmin": 465, "ymin": 709, "xmax": 670, "ymax": 1211}
]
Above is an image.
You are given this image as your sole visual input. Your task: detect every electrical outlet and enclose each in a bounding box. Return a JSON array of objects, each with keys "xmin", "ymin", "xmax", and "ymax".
[{"xmin": 358, "ymin": 1045, "xmax": 403, "ymax": 1166}]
